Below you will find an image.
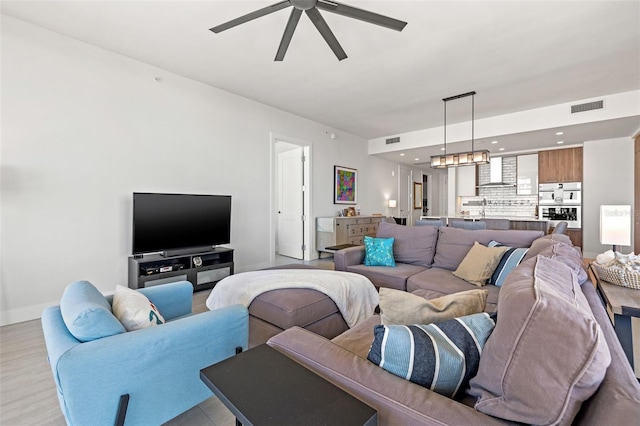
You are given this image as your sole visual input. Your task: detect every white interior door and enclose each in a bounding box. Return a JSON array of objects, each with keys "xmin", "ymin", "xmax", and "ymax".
[
  {"xmin": 398, "ymin": 165, "xmax": 412, "ymax": 223},
  {"xmin": 277, "ymin": 146, "xmax": 304, "ymax": 259}
]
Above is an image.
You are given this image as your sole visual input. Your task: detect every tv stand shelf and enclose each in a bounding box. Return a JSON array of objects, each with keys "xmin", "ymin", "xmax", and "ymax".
[{"xmin": 128, "ymin": 247, "xmax": 234, "ymax": 291}]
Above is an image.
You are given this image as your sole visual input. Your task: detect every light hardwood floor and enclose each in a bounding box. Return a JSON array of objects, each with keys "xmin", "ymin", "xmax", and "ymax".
[{"xmin": 0, "ymin": 255, "xmax": 334, "ymax": 426}]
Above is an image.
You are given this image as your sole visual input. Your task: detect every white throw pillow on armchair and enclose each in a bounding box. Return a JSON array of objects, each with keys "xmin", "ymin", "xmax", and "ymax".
[{"xmin": 112, "ymin": 285, "xmax": 165, "ymax": 331}]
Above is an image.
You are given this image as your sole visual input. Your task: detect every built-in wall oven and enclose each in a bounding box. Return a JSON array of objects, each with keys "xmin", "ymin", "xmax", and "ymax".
[
  {"xmin": 539, "ymin": 182, "xmax": 582, "ymax": 228},
  {"xmin": 540, "ymin": 206, "xmax": 581, "ymax": 228}
]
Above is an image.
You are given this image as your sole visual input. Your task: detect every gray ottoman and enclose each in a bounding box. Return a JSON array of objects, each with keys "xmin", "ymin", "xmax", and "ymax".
[{"xmin": 248, "ymin": 265, "xmax": 349, "ymax": 347}]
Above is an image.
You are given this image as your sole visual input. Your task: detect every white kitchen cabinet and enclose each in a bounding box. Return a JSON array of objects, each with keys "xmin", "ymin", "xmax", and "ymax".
[
  {"xmin": 456, "ymin": 165, "xmax": 477, "ymax": 196},
  {"xmin": 517, "ymin": 154, "xmax": 538, "ymax": 195}
]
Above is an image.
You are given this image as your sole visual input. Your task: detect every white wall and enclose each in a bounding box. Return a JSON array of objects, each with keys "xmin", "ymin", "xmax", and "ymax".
[
  {"xmin": 0, "ymin": 16, "xmax": 398, "ymax": 324},
  {"xmin": 583, "ymin": 138, "xmax": 635, "ymax": 258}
]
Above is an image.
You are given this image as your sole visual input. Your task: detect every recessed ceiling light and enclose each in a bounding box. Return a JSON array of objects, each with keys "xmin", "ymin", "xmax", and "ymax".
[
  {"xmin": 557, "ymin": 141, "xmax": 564, "ymax": 144},
  {"xmin": 499, "ymin": 148, "xmax": 505, "ymax": 151},
  {"xmin": 556, "ymin": 132, "xmax": 564, "ymax": 136},
  {"xmin": 441, "ymin": 147, "xmax": 445, "ymax": 151},
  {"xmin": 414, "ymin": 158, "xmax": 420, "ymax": 161},
  {"xmin": 491, "ymin": 140, "xmax": 498, "ymax": 144},
  {"xmin": 400, "ymin": 153, "xmax": 405, "ymax": 156}
]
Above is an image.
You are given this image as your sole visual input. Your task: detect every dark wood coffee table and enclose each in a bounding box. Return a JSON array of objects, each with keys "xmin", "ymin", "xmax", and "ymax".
[{"xmin": 200, "ymin": 344, "xmax": 377, "ymax": 426}]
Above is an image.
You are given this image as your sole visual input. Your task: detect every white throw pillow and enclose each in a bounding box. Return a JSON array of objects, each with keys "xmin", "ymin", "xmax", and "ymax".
[{"xmin": 112, "ymin": 285, "xmax": 165, "ymax": 331}]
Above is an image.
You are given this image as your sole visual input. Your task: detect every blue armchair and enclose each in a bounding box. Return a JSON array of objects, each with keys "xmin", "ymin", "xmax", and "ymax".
[{"xmin": 41, "ymin": 281, "xmax": 248, "ymax": 426}]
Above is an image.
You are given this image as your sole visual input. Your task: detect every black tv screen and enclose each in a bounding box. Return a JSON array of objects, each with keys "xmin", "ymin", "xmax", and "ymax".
[{"xmin": 132, "ymin": 193, "xmax": 231, "ymax": 255}]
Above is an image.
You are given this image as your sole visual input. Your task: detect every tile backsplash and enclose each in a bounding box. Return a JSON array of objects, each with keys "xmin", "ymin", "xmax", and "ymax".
[
  {"xmin": 461, "ymin": 157, "xmax": 538, "ymax": 218},
  {"xmin": 459, "ymin": 195, "xmax": 539, "ymax": 218}
]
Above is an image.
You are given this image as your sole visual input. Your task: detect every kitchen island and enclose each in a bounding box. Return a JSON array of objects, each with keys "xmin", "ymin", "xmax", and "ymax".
[{"xmin": 420, "ymin": 216, "xmax": 550, "ymax": 233}]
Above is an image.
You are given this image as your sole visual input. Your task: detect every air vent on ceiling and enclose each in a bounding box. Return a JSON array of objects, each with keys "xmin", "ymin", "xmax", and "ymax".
[
  {"xmin": 386, "ymin": 137, "xmax": 400, "ymax": 144},
  {"xmin": 571, "ymin": 100, "xmax": 603, "ymax": 114}
]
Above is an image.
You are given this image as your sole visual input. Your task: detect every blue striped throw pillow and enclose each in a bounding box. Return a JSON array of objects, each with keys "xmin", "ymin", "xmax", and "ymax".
[
  {"xmin": 367, "ymin": 312, "xmax": 496, "ymax": 399},
  {"xmin": 487, "ymin": 240, "xmax": 529, "ymax": 287}
]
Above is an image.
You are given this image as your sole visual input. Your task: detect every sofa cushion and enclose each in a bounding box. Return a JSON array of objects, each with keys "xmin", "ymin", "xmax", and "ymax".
[
  {"xmin": 364, "ymin": 236, "xmax": 396, "ymax": 267},
  {"xmin": 432, "ymin": 228, "xmax": 543, "ymax": 271},
  {"xmin": 452, "ymin": 242, "xmax": 508, "ymax": 286},
  {"xmin": 347, "ymin": 263, "xmax": 427, "ymax": 291},
  {"xmin": 523, "ymin": 236, "xmax": 588, "ymax": 284},
  {"xmin": 407, "ymin": 268, "xmax": 500, "ymax": 312},
  {"xmin": 368, "ymin": 312, "xmax": 496, "ymax": 399},
  {"xmin": 60, "ymin": 280, "xmax": 126, "ymax": 342},
  {"xmin": 376, "ymin": 221, "xmax": 438, "ymax": 268},
  {"xmin": 379, "ymin": 287, "xmax": 488, "ymax": 325},
  {"xmin": 487, "ymin": 241, "xmax": 529, "ymax": 287},
  {"xmin": 112, "ymin": 285, "xmax": 165, "ymax": 331},
  {"xmin": 469, "ymin": 256, "xmax": 611, "ymax": 425},
  {"xmin": 524, "ymin": 233, "xmax": 573, "ymax": 258}
]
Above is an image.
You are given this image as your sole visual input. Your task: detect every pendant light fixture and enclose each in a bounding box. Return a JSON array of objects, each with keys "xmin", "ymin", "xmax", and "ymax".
[{"xmin": 430, "ymin": 91, "xmax": 490, "ymax": 168}]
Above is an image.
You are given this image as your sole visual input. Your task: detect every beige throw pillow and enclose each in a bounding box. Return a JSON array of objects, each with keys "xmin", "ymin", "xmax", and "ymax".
[
  {"xmin": 453, "ymin": 242, "xmax": 508, "ymax": 286},
  {"xmin": 379, "ymin": 287, "xmax": 489, "ymax": 325}
]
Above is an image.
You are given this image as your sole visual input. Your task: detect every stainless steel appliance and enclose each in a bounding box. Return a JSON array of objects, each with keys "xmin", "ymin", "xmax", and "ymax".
[
  {"xmin": 540, "ymin": 206, "xmax": 581, "ymax": 228},
  {"xmin": 538, "ymin": 182, "xmax": 581, "ymax": 205},
  {"xmin": 538, "ymin": 182, "xmax": 582, "ymax": 228}
]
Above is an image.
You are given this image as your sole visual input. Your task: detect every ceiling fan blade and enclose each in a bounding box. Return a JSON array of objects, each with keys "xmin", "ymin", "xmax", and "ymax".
[
  {"xmin": 316, "ymin": 0, "xmax": 407, "ymax": 32},
  {"xmin": 275, "ymin": 8, "xmax": 303, "ymax": 61},
  {"xmin": 210, "ymin": 0, "xmax": 291, "ymax": 33},
  {"xmin": 305, "ymin": 8, "xmax": 347, "ymax": 61}
]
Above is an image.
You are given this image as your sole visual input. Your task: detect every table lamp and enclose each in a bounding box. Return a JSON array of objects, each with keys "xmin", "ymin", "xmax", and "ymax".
[
  {"xmin": 600, "ymin": 205, "xmax": 631, "ymax": 253},
  {"xmin": 387, "ymin": 199, "xmax": 397, "ymax": 218}
]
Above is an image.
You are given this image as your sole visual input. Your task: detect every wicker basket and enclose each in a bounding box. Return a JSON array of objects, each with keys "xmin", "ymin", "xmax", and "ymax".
[{"xmin": 591, "ymin": 262, "xmax": 640, "ymax": 290}]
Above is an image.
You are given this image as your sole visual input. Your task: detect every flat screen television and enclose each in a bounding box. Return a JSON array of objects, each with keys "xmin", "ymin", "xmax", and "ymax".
[{"xmin": 132, "ymin": 192, "xmax": 231, "ymax": 256}]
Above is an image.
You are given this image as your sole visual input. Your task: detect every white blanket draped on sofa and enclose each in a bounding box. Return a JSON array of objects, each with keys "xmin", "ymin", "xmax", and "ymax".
[{"xmin": 206, "ymin": 269, "xmax": 379, "ymax": 328}]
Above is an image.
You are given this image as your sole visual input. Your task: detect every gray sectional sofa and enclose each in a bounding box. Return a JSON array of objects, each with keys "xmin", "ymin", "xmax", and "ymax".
[
  {"xmin": 266, "ymin": 223, "xmax": 640, "ymax": 425},
  {"xmin": 335, "ymin": 222, "xmax": 545, "ymax": 311}
]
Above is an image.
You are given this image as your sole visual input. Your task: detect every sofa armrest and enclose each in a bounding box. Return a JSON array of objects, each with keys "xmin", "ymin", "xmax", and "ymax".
[
  {"xmin": 334, "ymin": 246, "xmax": 366, "ymax": 271},
  {"xmin": 139, "ymin": 281, "xmax": 193, "ymax": 320},
  {"xmin": 268, "ymin": 327, "xmax": 510, "ymax": 426},
  {"xmin": 47, "ymin": 304, "xmax": 248, "ymax": 426}
]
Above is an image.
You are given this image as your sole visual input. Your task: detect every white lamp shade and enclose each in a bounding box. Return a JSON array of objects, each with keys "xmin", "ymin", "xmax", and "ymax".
[
  {"xmin": 388, "ymin": 199, "xmax": 397, "ymax": 208},
  {"xmin": 600, "ymin": 205, "xmax": 631, "ymax": 246}
]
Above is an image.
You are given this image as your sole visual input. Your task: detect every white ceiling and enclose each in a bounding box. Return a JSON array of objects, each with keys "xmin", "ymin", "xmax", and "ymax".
[{"xmin": 2, "ymin": 1, "xmax": 639, "ymax": 165}]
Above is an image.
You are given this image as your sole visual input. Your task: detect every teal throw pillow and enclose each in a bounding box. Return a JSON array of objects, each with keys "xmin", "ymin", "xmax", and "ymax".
[
  {"xmin": 367, "ymin": 312, "xmax": 497, "ymax": 399},
  {"xmin": 364, "ymin": 236, "xmax": 396, "ymax": 267}
]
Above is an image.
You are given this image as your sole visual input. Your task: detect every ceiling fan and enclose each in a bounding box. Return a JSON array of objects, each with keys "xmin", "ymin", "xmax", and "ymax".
[{"xmin": 210, "ymin": 0, "xmax": 407, "ymax": 61}]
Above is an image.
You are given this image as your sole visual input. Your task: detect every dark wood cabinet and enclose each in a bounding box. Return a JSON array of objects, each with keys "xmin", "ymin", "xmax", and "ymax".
[
  {"xmin": 565, "ymin": 229, "xmax": 583, "ymax": 250},
  {"xmin": 538, "ymin": 147, "xmax": 583, "ymax": 183}
]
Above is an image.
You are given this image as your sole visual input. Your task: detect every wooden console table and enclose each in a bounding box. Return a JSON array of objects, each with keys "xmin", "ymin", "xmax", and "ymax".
[{"xmin": 316, "ymin": 216, "xmax": 383, "ymax": 256}]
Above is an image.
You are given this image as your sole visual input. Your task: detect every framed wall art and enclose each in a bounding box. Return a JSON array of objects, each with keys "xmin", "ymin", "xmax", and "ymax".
[
  {"xmin": 413, "ymin": 182, "xmax": 423, "ymax": 209},
  {"xmin": 334, "ymin": 166, "xmax": 357, "ymax": 204}
]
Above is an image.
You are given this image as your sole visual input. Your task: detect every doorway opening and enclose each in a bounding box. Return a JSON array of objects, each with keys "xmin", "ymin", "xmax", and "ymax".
[{"xmin": 271, "ymin": 135, "xmax": 312, "ymax": 263}]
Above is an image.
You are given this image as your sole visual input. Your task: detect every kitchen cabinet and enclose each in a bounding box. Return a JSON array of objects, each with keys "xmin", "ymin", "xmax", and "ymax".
[
  {"xmin": 517, "ymin": 154, "xmax": 538, "ymax": 194},
  {"xmin": 566, "ymin": 229, "xmax": 583, "ymax": 249},
  {"xmin": 456, "ymin": 165, "xmax": 477, "ymax": 196},
  {"xmin": 548, "ymin": 226, "xmax": 583, "ymax": 249},
  {"xmin": 538, "ymin": 147, "xmax": 583, "ymax": 183},
  {"xmin": 509, "ymin": 220, "xmax": 550, "ymax": 233}
]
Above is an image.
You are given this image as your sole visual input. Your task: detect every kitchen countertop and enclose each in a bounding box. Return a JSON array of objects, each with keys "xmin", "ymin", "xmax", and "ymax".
[{"xmin": 452, "ymin": 216, "xmax": 549, "ymax": 222}]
